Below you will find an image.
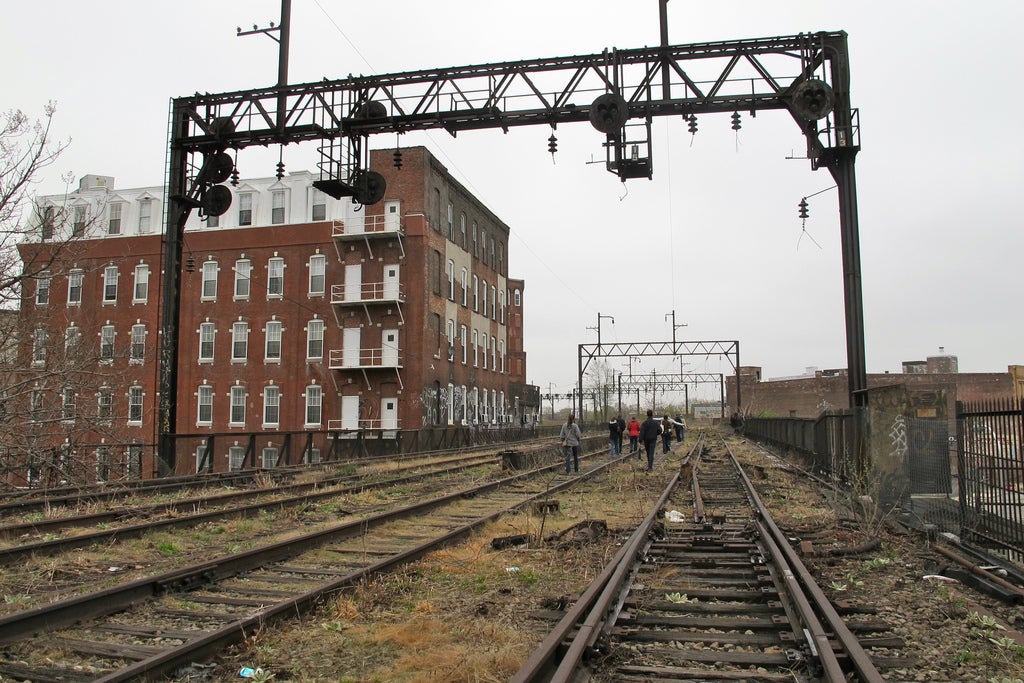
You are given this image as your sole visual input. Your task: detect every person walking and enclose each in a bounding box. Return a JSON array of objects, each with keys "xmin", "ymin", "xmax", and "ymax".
[
  {"xmin": 627, "ymin": 416, "xmax": 641, "ymax": 455},
  {"xmin": 607, "ymin": 416, "xmax": 620, "ymax": 456},
  {"xmin": 638, "ymin": 409, "xmax": 660, "ymax": 471},
  {"xmin": 674, "ymin": 413, "xmax": 685, "ymax": 441},
  {"xmin": 616, "ymin": 415, "xmax": 626, "ymax": 454},
  {"xmin": 661, "ymin": 415, "xmax": 673, "ymax": 453},
  {"xmin": 560, "ymin": 414, "xmax": 583, "ymax": 474}
]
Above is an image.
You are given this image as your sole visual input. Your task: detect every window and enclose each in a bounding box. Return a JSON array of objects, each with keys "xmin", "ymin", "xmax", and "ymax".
[
  {"xmin": 271, "ymin": 190, "xmax": 285, "ymax": 224},
  {"xmin": 432, "ymin": 188, "xmax": 441, "ymax": 232},
  {"xmin": 472, "ymin": 221, "xmax": 478, "ymax": 258},
  {"xmin": 499, "ymin": 290, "xmax": 505, "ymax": 324},
  {"xmin": 311, "ymin": 188, "xmax": 327, "ymax": 221},
  {"xmin": 459, "ymin": 213, "xmax": 467, "ymax": 249},
  {"xmin": 498, "ymin": 244, "xmax": 504, "ymax": 274},
  {"xmin": 35, "ymin": 272, "xmax": 50, "ymax": 305},
  {"xmin": 133, "ymin": 264, "xmax": 149, "ymax": 303},
  {"xmin": 481, "ymin": 280, "xmax": 487, "ymax": 314},
  {"xmin": 197, "ymin": 385, "xmax": 213, "ymax": 425},
  {"xmin": 446, "ymin": 202, "xmax": 454, "ymax": 240},
  {"xmin": 490, "ymin": 240, "xmax": 496, "ymax": 270},
  {"xmin": 265, "ymin": 320, "xmax": 282, "ymax": 361},
  {"xmin": 100, "ymin": 325, "xmax": 115, "ymax": 362},
  {"xmin": 514, "ymin": 288, "xmax": 521, "ymax": 306},
  {"xmin": 234, "ymin": 259, "xmax": 251, "ymax": 299},
  {"xmin": 138, "ymin": 199, "xmax": 152, "ymax": 233},
  {"xmin": 103, "ymin": 266, "xmax": 118, "ymax": 303},
  {"xmin": 305, "ymin": 385, "xmax": 322, "ymax": 426},
  {"xmin": 262, "ymin": 447, "xmax": 279, "ymax": 468},
  {"xmin": 107, "ymin": 203, "xmax": 122, "ymax": 235},
  {"xmin": 306, "ymin": 319, "xmax": 324, "ymax": 359},
  {"xmin": 472, "ymin": 329, "xmax": 478, "ymax": 367},
  {"xmin": 32, "ymin": 328, "xmax": 46, "ymax": 365},
  {"xmin": 460, "ymin": 268, "xmax": 468, "ymax": 306},
  {"xmin": 30, "ymin": 389, "xmax": 44, "ymax": 422},
  {"xmin": 491, "ymin": 285, "xmax": 497, "ymax": 319},
  {"xmin": 68, "ymin": 269, "xmax": 83, "ymax": 305},
  {"xmin": 239, "ymin": 193, "xmax": 253, "ymax": 226},
  {"xmin": 263, "ymin": 385, "xmax": 280, "ymax": 426},
  {"xmin": 232, "ymin": 321, "xmax": 248, "ymax": 361},
  {"xmin": 472, "ymin": 275, "xmax": 479, "ymax": 312},
  {"xmin": 308, "ymin": 254, "xmax": 325, "ymax": 295},
  {"xmin": 304, "ymin": 448, "xmax": 321, "ymax": 465},
  {"xmin": 446, "ymin": 260, "xmax": 455, "ymax": 300},
  {"xmin": 128, "ymin": 386, "xmax": 143, "ymax": 424},
  {"xmin": 98, "ymin": 388, "xmax": 112, "ymax": 421},
  {"xmin": 491, "ymin": 335, "xmax": 497, "ymax": 370},
  {"xmin": 73, "ymin": 205, "xmax": 87, "ymax": 237},
  {"xmin": 62, "ymin": 387, "xmax": 76, "ymax": 422},
  {"xmin": 230, "ymin": 385, "xmax": 246, "ymax": 425},
  {"xmin": 229, "ymin": 446, "xmax": 245, "ymax": 471},
  {"xmin": 267, "ymin": 257, "xmax": 284, "ymax": 297},
  {"xmin": 201, "ymin": 261, "xmax": 218, "ymax": 300},
  {"xmin": 460, "ymin": 325, "xmax": 467, "ymax": 364},
  {"xmin": 41, "ymin": 206, "xmax": 55, "ymax": 240},
  {"xmin": 65, "ymin": 326, "xmax": 81, "ymax": 357},
  {"xmin": 199, "ymin": 322, "xmax": 215, "ymax": 362},
  {"xmin": 130, "ymin": 324, "xmax": 145, "ymax": 363},
  {"xmin": 481, "ymin": 230, "xmax": 488, "ymax": 265},
  {"xmin": 499, "ymin": 339, "xmax": 505, "ymax": 372},
  {"xmin": 430, "ymin": 313, "xmax": 441, "ymax": 357},
  {"xmin": 430, "ymin": 250, "xmax": 441, "ymax": 295},
  {"xmin": 207, "ymin": 212, "xmax": 219, "ymax": 228}
]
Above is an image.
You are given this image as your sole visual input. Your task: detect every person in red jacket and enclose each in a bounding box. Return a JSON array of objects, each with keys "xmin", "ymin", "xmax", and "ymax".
[{"xmin": 626, "ymin": 416, "xmax": 641, "ymax": 455}]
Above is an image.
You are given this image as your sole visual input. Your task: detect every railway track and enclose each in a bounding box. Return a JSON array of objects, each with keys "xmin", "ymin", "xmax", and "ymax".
[
  {"xmin": 514, "ymin": 431, "xmax": 913, "ymax": 682},
  {"xmin": 0, "ymin": 436, "xmax": 610, "ymax": 682}
]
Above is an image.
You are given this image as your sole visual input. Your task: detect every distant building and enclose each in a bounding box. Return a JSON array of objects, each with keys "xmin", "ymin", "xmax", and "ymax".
[
  {"xmin": 728, "ymin": 351, "xmax": 1018, "ymax": 419},
  {"xmin": 14, "ymin": 146, "xmax": 539, "ymax": 480}
]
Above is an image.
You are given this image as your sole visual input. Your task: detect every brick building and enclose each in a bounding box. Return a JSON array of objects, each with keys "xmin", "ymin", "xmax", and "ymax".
[
  {"xmin": 727, "ymin": 353, "xmax": 1020, "ymax": 419},
  {"xmin": 14, "ymin": 146, "xmax": 538, "ymax": 480}
]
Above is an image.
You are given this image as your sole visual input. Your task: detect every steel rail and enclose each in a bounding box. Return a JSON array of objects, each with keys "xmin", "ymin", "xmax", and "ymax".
[
  {"xmin": 724, "ymin": 438, "xmax": 884, "ymax": 682},
  {"xmin": 0, "ymin": 437, "xmax": 610, "ymax": 643}
]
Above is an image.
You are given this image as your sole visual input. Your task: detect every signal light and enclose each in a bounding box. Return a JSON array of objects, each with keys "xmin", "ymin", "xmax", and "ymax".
[{"xmin": 197, "ymin": 151, "xmax": 234, "ymax": 218}]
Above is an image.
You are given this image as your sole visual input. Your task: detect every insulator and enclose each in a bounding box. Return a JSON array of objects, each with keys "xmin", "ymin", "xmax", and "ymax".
[
  {"xmin": 275, "ymin": 161, "xmax": 285, "ymax": 180},
  {"xmin": 393, "ymin": 149, "xmax": 403, "ymax": 169},
  {"xmin": 230, "ymin": 165, "xmax": 239, "ymax": 187},
  {"xmin": 798, "ymin": 198, "xmax": 809, "ymax": 220},
  {"xmin": 547, "ymin": 133, "xmax": 558, "ymax": 155},
  {"xmin": 687, "ymin": 114, "xmax": 698, "ymax": 134},
  {"xmin": 731, "ymin": 111, "xmax": 741, "ymax": 131}
]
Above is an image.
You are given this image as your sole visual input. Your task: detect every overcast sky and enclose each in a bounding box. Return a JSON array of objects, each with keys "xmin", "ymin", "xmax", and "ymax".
[{"xmin": 4, "ymin": 1, "xmax": 1021, "ymax": 402}]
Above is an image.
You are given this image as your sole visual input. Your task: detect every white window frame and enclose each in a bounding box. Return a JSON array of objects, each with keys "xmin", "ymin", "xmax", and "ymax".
[
  {"xmin": 460, "ymin": 268, "xmax": 468, "ymax": 306},
  {"xmin": 68, "ymin": 269, "xmax": 83, "ymax": 305},
  {"xmin": 100, "ymin": 325, "xmax": 115, "ymax": 363},
  {"xmin": 107, "ymin": 203, "xmax": 122, "ymax": 235},
  {"xmin": 238, "ymin": 193, "xmax": 253, "ymax": 226},
  {"xmin": 199, "ymin": 322, "xmax": 215, "ymax": 362},
  {"xmin": 35, "ymin": 272, "xmax": 50, "ymax": 305},
  {"xmin": 234, "ymin": 259, "xmax": 251, "ymax": 299},
  {"xmin": 130, "ymin": 324, "xmax": 145, "ymax": 364},
  {"xmin": 263, "ymin": 385, "xmax": 280, "ymax": 427},
  {"xmin": 446, "ymin": 260, "xmax": 455, "ymax": 300},
  {"xmin": 460, "ymin": 324, "xmax": 467, "ymax": 364},
  {"xmin": 197, "ymin": 385, "xmax": 213, "ymax": 426},
  {"xmin": 98, "ymin": 387, "xmax": 112, "ymax": 422},
  {"xmin": 311, "ymin": 187, "xmax": 327, "ymax": 221},
  {"xmin": 229, "ymin": 446, "xmax": 246, "ymax": 471},
  {"xmin": 306, "ymin": 319, "xmax": 324, "ymax": 360},
  {"xmin": 267, "ymin": 257, "xmax": 284, "ymax": 298},
  {"xmin": 138, "ymin": 199, "xmax": 153, "ymax": 233},
  {"xmin": 305, "ymin": 385, "xmax": 322, "ymax": 427},
  {"xmin": 265, "ymin": 320, "xmax": 282, "ymax": 362},
  {"xmin": 133, "ymin": 264, "xmax": 149, "ymax": 303},
  {"xmin": 472, "ymin": 329, "xmax": 478, "ymax": 367},
  {"xmin": 271, "ymin": 189, "xmax": 286, "ymax": 224},
  {"xmin": 32, "ymin": 328, "xmax": 46, "ymax": 365},
  {"xmin": 201, "ymin": 261, "xmax": 218, "ymax": 300},
  {"xmin": 262, "ymin": 447, "xmax": 279, "ymax": 468},
  {"xmin": 103, "ymin": 265, "xmax": 118, "ymax": 303},
  {"xmin": 229, "ymin": 385, "xmax": 246, "ymax": 426},
  {"xmin": 231, "ymin": 321, "xmax": 249, "ymax": 362},
  {"xmin": 128, "ymin": 385, "xmax": 143, "ymax": 425},
  {"xmin": 308, "ymin": 254, "xmax": 326, "ymax": 296}
]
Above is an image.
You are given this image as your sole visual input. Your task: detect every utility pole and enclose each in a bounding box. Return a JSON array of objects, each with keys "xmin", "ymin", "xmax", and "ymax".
[{"xmin": 665, "ymin": 309, "xmax": 687, "ymax": 345}]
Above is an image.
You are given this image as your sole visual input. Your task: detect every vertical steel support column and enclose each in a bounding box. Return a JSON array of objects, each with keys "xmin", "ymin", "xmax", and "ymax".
[
  {"xmin": 157, "ymin": 99, "xmax": 192, "ymax": 475},
  {"xmin": 576, "ymin": 345, "xmax": 584, "ymax": 420}
]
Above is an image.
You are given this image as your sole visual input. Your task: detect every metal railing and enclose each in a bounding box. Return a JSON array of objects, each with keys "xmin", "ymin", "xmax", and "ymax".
[{"xmin": 330, "ymin": 281, "xmax": 406, "ymax": 305}]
